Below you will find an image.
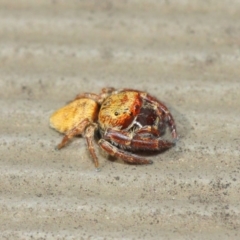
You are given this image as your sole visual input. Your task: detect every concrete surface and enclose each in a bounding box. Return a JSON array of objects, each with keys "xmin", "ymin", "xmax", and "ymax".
[{"xmin": 0, "ymin": 0, "xmax": 240, "ymax": 239}]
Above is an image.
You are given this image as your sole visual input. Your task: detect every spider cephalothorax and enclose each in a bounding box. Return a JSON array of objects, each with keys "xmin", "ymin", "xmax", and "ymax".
[{"xmin": 50, "ymin": 88, "xmax": 178, "ymax": 169}]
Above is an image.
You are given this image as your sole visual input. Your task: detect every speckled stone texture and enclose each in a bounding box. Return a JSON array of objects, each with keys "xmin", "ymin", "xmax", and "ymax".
[{"xmin": 0, "ymin": 0, "xmax": 240, "ymax": 239}]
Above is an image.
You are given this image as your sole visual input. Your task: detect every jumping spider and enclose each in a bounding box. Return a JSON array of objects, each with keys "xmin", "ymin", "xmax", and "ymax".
[{"xmin": 50, "ymin": 88, "xmax": 178, "ymax": 169}]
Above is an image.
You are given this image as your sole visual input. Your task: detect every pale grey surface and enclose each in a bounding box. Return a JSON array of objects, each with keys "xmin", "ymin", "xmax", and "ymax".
[{"xmin": 0, "ymin": 0, "xmax": 240, "ymax": 239}]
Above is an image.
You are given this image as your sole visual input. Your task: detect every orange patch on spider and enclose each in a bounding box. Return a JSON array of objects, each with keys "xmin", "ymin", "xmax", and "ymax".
[
  {"xmin": 50, "ymin": 98, "xmax": 99, "ymax": 133},
  {"xmin": 99, "ymin": 91, "xmax": 142, "ymax": 130}
]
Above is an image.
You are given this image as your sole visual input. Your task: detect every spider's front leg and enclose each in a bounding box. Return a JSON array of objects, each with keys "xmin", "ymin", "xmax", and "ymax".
[
  {"xmin": 103, "ymin": 128, "xmax": 174, "ymax": 152},
  {"xmin": 141, "ymin": 93, "xmax": 178, "ymax": 141},
  {"xmin": 98, "ymin": 139, "xmax": 152, "ymax": 165}
]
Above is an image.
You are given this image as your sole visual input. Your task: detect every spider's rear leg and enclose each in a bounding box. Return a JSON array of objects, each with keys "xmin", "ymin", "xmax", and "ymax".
[
  {"xmin": 74, "ymin": 87, "xmax": 116, "ymax": 104},
  {"xmin": 84, "ymin": 124, "xmax": 100, "ymax": 169},
  {"xmin": 56, "ymin": 119, "xmax": 100, "ymax": 169},
  {"xmin": 56, "ymin": 118, "xmax": 91, "ymax": 149},
  {"xmin": 98, "ymin": 139, "xmax": 152, "ymax": 164}
]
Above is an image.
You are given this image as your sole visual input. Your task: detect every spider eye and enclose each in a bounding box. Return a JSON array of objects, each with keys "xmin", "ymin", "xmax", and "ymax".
[{"xmin": 114, "ymin": 112, "xmax": 119, "ymax": 116}]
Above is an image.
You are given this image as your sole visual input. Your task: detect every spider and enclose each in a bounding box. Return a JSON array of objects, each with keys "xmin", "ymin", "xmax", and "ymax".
[{"xmin": 50, "ymin": 87, "xmax": 178, "ymax": 170}]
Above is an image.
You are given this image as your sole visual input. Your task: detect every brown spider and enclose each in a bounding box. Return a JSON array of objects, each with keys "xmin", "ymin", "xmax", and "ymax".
[{"xmin": 50, "ymin": 88, "xmax": 178, "ymax": 169}]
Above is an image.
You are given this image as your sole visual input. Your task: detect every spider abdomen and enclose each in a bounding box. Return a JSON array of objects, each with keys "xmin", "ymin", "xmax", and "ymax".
[{"xmin": 50, "ymin": 98, "xmax": 99, "ymax": 133}]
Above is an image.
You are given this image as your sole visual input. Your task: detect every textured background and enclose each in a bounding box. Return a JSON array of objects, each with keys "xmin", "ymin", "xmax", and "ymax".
[{"xmin": 0, "ymin": 0, "xmax": 240, "ymax": 239}]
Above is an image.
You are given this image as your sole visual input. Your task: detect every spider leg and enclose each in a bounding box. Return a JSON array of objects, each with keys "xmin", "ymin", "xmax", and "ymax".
[
  {"xmin": 84, "ymin": 124, "xmax": 100, "ymax": 169},
  {"xmin": 56, "ymin": 118, "xmax": 91, "ymax": 149},
  {"xmin": 101, "ymin": 87, "xmax": 116, "ymax": 94},
  {"xmin": 74, "ymin": 93, "xmax": 99, "ymax": 101},
  {"xmin": 104, "ymin": 128, "xmax": 173, "ymax": 151},
  {"xmin": 98, "ymin": 139, "xmax": 152, "ymax": 164},
  {"xmin": 74, "ymin": 88, "xmax": 116, "ymax": 104},
  {"xmin": 134, "ymin": 125, "xmax": 161, "ymax": 137},
  {"xmin": 131, "ymin": 135, "xmax": 173, "ymax": 150},
  {"xmin": 56, "ymin": 119, "xmax": 99, "ymax": 169},
  {"xmin": 140, "ymin": 93, "xmax": 178, "ymax": 141}
]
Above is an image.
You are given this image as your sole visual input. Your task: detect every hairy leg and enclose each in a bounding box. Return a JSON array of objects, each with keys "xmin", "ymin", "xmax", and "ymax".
[
  {"xmin": 103, "ymin": 128, "xmax": 173, "ymax": 151},
  {"xmin": 98, "ymin": 139, "xmax": 152, "ymax": 164},
  {"xmin": 134, "ymin": 125, "xmax": 161, "ymax": 137},
  {"xmin": 84, "ymin": 124, "xmax": 99, "ymax": 169},
  {"xmin": 140, "ymin": 93, "xmax": 178, "ymax": 141},
  {"xmin": 56, "ymin": 118, "xmax": 91, "ymax": 149},
  {"xmin": 74, "ymin": 87, "xmax": 116, "ymax": 104}
]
